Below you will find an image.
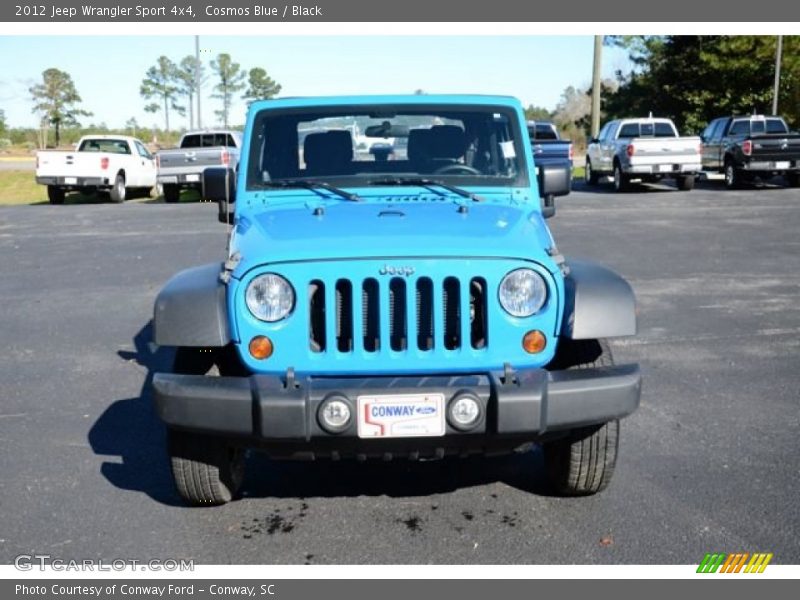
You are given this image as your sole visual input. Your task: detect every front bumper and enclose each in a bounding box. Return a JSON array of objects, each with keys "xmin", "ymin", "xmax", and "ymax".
[
  {"xmin": 153, "ymin": 364, "xmax": 641, "ymax": 456},
  {"xmin": 36, "ymin": 176, "xmax": 109, "ymax": 187}
]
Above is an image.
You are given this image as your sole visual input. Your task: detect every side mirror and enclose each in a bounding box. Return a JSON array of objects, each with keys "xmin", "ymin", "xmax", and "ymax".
[
  {"xmin": 537, "ymin": 163, "xmax": 572, "ymax": 219},
  {"xmin": 203, "ymin": 167, "xmax": 236, "ymax": 203},
  {"xmin": 589, "ymin": 137, "xmax": 599, "ymax": 145}
]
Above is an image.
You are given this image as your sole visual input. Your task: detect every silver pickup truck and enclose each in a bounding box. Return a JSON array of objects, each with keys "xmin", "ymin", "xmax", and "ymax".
[
  {"xmin": 585, "ymin": 117, "xmax": 702, "ymax": 192},
  {"xmin": 156, "ymin": 130, "xmax": 242, "ymax": 203}
]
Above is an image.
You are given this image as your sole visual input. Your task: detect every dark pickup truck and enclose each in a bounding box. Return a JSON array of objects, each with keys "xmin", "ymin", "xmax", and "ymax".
[
  {"xmin": 700, "ymin": 115, "xmax": 800, "ymax": 188},
  {"xmin": 528, "ymin": 121, "xmax": 573, "ymax": 213}
]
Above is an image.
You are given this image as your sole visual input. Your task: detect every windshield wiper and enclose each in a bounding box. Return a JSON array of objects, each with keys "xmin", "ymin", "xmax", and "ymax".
[
  {"xmin": 256, "ymin": 179, "xmax": 361, "ymax": 202},
  {"xmin": 367, "ymin": 177, "xmax": 485, "ymax": 202}
]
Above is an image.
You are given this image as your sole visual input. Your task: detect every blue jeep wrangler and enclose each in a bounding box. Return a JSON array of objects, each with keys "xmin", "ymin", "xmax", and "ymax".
[{"xmin": 152, "ymin": 95, "xmax": 641, "ymax": 505}]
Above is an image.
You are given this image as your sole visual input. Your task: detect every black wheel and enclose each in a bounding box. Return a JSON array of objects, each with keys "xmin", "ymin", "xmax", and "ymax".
[
  {"xmin": 47, "ymin": 186, "xmax": 65, "ymax": 205},
  {"xmin": 168, "ymin": 429, "xmax": 245, "ymax": 506},
  {"xmin": 676, "ymin": 174, "xmax": 695, "ymax": 191},
  {"xmin": 163, "ymin": 184, "xmax": 180, "ymax": 203},
  {"xmin": 585, "ymin": 159, "xmax": 599, "ymax": 185},
  {"xmin": 166, "ymin": 346, "xmax": 247, "ymax": 506},
  {"xmin": 109, "ymin": 173, "xmax": 126, "ymax": 203},
  {"xmin": 724, "ymin": 160, "xmax": 742, "ymax": 189},
  {"xmin": 542, "ymin": 339, "xmax": 620, "ymax": 496},
  {"xmin": 786, "ymin": 172, "xmax": 800, "ymax": 188},
  {"xmin": 613, "ymin": 162, "xmax": 629, "ymax": 192}
]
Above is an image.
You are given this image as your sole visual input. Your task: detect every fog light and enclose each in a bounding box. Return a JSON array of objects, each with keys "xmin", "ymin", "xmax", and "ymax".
[
  {"xmin": 448, "ymin": 393, "xmax": 482, "ymax": 431},
  {"xmin": 249, "ymin": 335, "xmax": 273, "ymax": 360},
  {"xmin": 318, "ymin": 396, "xmax": 352, "ymax": 433},
  {"xmin": 522, "ymin": 330, "xmax": 546, "ymax": 354}
]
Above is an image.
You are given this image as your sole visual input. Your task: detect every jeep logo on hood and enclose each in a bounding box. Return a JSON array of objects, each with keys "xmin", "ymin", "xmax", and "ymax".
[{"xmin": 379, "ymin": 265, "xmax": 415, "ymax": 277}]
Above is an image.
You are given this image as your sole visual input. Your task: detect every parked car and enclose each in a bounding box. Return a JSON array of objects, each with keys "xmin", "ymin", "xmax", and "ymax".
[
  {"xmin": 151, "ymin": 95, "xmax": 640, "ymax": 506},
  {"xmin": 700, "ymin": 115, "xmax": 800, "ymax": 188},
  {"xmin": 527, "ymin": 121, "xmax": 573, "ymax": 213},
  {"xmin": 156, "ymin": 130, "xmax": 242, "ymax": 203},
  {"xmin": 35, "ymin": 135, "xmax": 156, "ymax": 204},
  {"xmin": 585, "ymin": 117, "xmax": 702, "ymax": 191},
  {"xmin": 527, "ymin": 121, "xmax": 574, "ymax": 168}
]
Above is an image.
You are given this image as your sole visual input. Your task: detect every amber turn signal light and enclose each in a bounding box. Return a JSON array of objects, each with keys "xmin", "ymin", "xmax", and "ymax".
[
  {"xmin": 522, "ymin": 330, "xmax": 546, "ymax": 354},
  {"xmin": 249, "ymin": 335, "xmax": 274, "ymax": 360}
]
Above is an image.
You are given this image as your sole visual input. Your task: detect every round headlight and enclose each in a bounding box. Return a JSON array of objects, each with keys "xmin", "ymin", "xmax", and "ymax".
[
  {"xmin": 245, "ymin": 274, "xmax": 295, "ymax": 322},
  {"xmin": 499, "ymin": 268, "xmax": 547, "ymax": 317}
]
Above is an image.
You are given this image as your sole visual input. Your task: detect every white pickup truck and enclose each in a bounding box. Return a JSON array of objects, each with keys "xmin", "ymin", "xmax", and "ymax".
[
  {"xmin": 585, "ymin": 117, "xmax": 702, "ymax": 192},
  {"xmin": 156, "ymin": 130, "xmax": 242, "ymax": 203},
  {"xmin": 35, "ymin": 135, "xmax": 157, "ymax": 204}
]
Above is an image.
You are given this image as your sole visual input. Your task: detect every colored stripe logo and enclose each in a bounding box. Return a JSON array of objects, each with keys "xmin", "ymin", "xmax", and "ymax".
[{"xmin": 697, "ymin": 552, "xmax": 773, "ymax": 573}]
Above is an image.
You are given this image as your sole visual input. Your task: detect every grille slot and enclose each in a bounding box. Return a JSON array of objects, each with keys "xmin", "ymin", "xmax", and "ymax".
[
  {"xmin": 335, "ymin": 279, "xmax": 353, "ymax": 353},
  {"xmin": 308, "ymin": 280, "xmax": 326, "ymax": 352},
  {"xmin": 416, "ymin": 277, "xmax": 434, "ymax": 350},
  {"xmin": 443, "ymin": 277, "xmax": 461, "ymax": 350},
  {"xmin": 470, "ymin": 277, "xmax": 488, "ymax": 349},
  {"xmin": 389, "ymin": 278, "xmax": 407, "ymax": 351},
  {"xmin": 362, "ymin": 278, "xmax": 380, "ymax": 352}
]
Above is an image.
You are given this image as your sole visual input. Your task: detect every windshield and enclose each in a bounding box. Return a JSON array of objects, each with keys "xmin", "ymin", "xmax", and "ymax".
[{"xmin": 245, "ymin": 104, "xmax": 527, "ymax": 190}]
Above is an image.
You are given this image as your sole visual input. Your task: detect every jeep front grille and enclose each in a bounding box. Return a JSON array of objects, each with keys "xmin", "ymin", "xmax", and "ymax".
[{"xmin": 308, "ymin": 275, "xmax": 488, "ymax": 354}]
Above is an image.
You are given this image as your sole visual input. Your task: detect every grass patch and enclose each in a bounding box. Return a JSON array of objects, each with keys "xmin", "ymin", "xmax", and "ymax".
[
  {"xmin": 573, "ymin": 166, "xmax": 585, "ymax": 179},
  {"xmin": 0, "ymin": 170, "xmax": 203, "ymax": 206},
  {"xmin": 0, "ymin": 170, "xmax": 48, "ymax": 205}
]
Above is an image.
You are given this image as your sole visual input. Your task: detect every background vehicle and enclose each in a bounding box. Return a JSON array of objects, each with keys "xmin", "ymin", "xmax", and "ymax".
[
  {"xmin": 156, "ymin": 130, "xmax": 242, "ymax": 203},
  {"xmin": 700, "ymin": 115, "xmax": 800, "ymax": 188},
  {"xmin": 527, "ymin": 121, "xmax": 574, "ymax": 168},
  {"xmin": 585, "ymin": 117, "xmax": 701, "ymax": 192},
  {"xmin": 35, "ymin": 135, "xmax": 156, "ymax": 204},
  {"xmin": 151, "ymin": 95, "xmax": 639, "ymax": 506}
]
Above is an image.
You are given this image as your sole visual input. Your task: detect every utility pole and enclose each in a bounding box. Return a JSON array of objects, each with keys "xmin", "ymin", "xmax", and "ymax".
[
  {"xmin": 591, "ymin": 35, "xmax": 603, "ymax": 139},
  {"xmin": 772, "ymin": 35, "xmax": 783, "ymax": 115},
  {"xmin": 195, "ymin": 35, "xmax": 202, "ymax": 128}
]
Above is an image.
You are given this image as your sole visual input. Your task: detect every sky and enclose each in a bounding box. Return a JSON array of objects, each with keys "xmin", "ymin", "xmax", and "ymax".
[{"xmin": 0, "ymin": 36, "xmax": 630, "ymax": 131}]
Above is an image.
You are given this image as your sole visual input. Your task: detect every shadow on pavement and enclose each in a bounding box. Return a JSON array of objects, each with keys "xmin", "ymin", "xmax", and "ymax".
[
  {"xmin": 241, "ymin": 449, "xmax": 557, "ymax": 500},
  {"xmin": 88, "ymin": 321, "xmax": 184, "ymax": 506}
]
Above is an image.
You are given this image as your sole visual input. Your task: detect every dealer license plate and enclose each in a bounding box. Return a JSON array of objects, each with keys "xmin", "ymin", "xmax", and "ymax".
[
  {"xmin": 64, "ymin": 177, "xmax": 77, "ymax": 184},
  {"xmin": 658, "ymin": 164, "xmax": 674, "ymax": 173},
  {"xmin": 774, "ymin": 161, "xmax": 790, "ymax": 169},
  {"xmin": 185, "ymin": 174, "xmax": 200, "ymax": 182},
  {"xmin": 357, "ymin": 393, "xmax": 445, "ymax": 439}
]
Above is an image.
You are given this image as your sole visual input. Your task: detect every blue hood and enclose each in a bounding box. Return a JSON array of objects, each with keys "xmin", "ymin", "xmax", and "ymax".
[{"xmin": 230, "ymin": 192, "xmax": 556, "ymax": 278}]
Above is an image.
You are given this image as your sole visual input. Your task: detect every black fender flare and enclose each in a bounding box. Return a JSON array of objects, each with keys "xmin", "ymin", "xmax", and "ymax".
[
  {"xmin": 153, "ymin": 262, "xmax": 231, "ymax": 347},
  {"xmin": 561, "ymin": 259, "xmax": 637, "ymax": 340}
]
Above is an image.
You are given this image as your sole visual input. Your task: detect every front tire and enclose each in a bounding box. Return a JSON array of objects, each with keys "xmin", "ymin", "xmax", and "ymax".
[
  {"xmin": 786, "ymin": 172, "xmax": 800, "ymax": 188},
  {"xmin": 676, "ymin": 174, "xmax": 695, "ymax": 191},
  {"xmin": 109, "ymin": 173, "xmax": 126, "ymax": 203},
  {"xmin": 47, "ymin": 186, "xmax": 65, "ymax": 205},
  {"xmin": 168, "ymin": 429, "xmax": 245, "ymax": 506},
  {"xmin": 166, "ymin": 346, "xmax": 246, "ymax": 506},
  {"xmin": 543, "ymin": 339, "xmax": 620, "ymax": 496}
]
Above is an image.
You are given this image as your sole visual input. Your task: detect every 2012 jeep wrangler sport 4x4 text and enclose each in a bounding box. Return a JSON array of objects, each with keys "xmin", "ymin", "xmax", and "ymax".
[{"xmin": 151, "ymin": 95, "xmax": 641, "ymax": 505}]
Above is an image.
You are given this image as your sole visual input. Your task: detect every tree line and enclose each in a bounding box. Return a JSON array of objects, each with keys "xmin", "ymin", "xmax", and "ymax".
[
  {"xmin": 139, "ymin": 52, "xmax": 281, "ymax": 133},
  {"xmin": 19, "ymin": 53, "xmax": 281, "ymax": 148},
  {"xmin": 526, "ymin": 35, "xmax": 798, "ymax": 150}
]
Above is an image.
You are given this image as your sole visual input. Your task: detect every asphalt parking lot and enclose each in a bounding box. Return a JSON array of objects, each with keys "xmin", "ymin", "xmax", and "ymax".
[{"xmin": 0, "ymin": 180, "xmax": 798, "ymax": 565}]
